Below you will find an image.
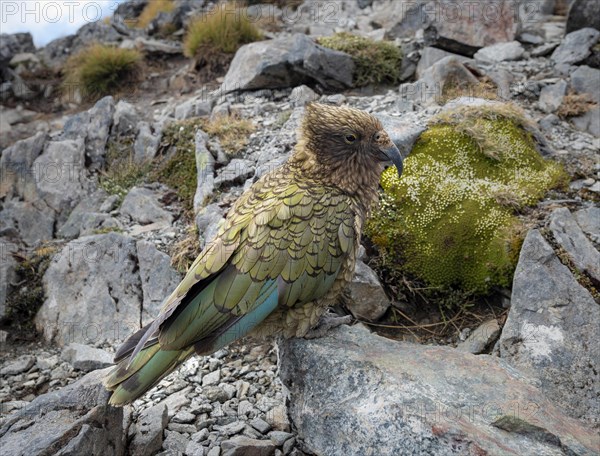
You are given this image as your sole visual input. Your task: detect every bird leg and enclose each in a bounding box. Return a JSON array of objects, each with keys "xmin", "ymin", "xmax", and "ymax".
[{"xmin": 303, "ymin": 312, "xmax": 353, "ymax": 339}]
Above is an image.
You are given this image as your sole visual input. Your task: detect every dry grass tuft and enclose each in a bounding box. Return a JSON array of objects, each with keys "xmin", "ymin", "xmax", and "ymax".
[
  {"xmin": 556, "ymin": 93, "xmax": 597, "ymax": 119},
  {"xmin": 184, "ymin": 2, "xmax": 263, "ymax": 57},
  {"xmin": 63, "ymin": 44, "xmax": 141, "ymax": 101},
  {"xmin": 202, "ymin": 114, "xmax": 255, "ymax": 155},
  {"xmin": 170, "ymin": 224, "xmax": 202, "ymax": 273},
  {"xmin": 135, "ymin": 0, "xmax": 175, "ymax": 29}
]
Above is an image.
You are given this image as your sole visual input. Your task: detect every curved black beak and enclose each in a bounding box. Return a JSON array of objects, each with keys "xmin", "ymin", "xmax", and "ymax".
[{"xmin": 380, "ymin": 143, "xmax": 403, "ymax": 178}]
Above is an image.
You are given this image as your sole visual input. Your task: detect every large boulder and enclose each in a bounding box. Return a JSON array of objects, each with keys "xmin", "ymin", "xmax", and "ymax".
[
  {"xmin": 34, "ymin": 233, "xmax": 181, "ymax": 346},
  {"xmin": 400, "ymin": 56, "xmax": 479, "ymax": 105},
  {"xmin": 222, "ymin": 34, "xmax": 354, "ymax": 93},
  {"xmin": 372, "ymin": 0, "xmax": 520, "ymax": 56},
  {"xmin": 0, "ymin": 368, "xmax": 125, "ymax": 456},
  {"xmin": 61, "ymin": 96, "xmax": 115, "ymax": 170},
  {"xmin": 551, "ymin": 28, "xmax": 600, "ymax": 65},
  {"xmin": 35, "ymin": 233, "xmax": 142, "ymax": 346},
  {"xmin": 566, "ymin": 0, "xmax": 600, "ymax": 33},
  {"xmin": 279, "ymin": 325, "xmax": 599, "ymax": 456},
  {"xmin": 498, "ymin": 228, "xmax": 600, "ymax": 428}
]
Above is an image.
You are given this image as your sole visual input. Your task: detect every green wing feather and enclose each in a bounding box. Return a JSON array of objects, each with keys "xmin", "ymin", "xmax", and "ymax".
[{"xmin": 105, "ymin": 169, "xmax": 356, "ymax": 405}]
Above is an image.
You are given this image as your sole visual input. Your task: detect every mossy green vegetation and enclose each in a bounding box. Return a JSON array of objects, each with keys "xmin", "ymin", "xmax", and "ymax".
[
  {"xmin": 184, "ymin": 2, "xmax": 263, "ymax": 57},
  {"xmin": 153, "ymin": 119, "xmax": 205, "ymax": 213},
  {"xmin": 367, "ymin": 103, "xmax": 568, "ymax": 296},
  {"xmin": 63, "ymin": 44, "xmax": 141, "ymax": 101},
  {"xmin": 317, "ymin": 32, "xmax": 402, "ymax": 87},
  {"xmin": 100, "ymin": 116, "xmax": 255, "ymax": 214}
]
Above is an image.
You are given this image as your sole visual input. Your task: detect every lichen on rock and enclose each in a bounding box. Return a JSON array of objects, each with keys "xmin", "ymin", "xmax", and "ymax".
[{"xmin": 367, "ymin": 102, "xmax": 568, "ymax": 295}]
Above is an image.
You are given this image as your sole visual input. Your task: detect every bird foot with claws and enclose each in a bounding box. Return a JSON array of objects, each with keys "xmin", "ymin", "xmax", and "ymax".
[{"xmin": 303, "ymin": 313, "xmax": 353, "ymax": 339}]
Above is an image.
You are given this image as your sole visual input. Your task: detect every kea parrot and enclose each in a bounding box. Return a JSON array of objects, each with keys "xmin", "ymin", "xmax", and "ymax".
[{"xmin": 104, "ymin": 102, "xmax": 403, "ymax": 405}]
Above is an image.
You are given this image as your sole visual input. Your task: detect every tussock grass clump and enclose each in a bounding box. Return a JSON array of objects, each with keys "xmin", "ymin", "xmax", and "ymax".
[
  {"xmin": 184, "ymin": 2, "xmax": 263, "ymax": 57},
  {"xmin": 367, "ymin": 102, "xmax": 567, "ymax": 297},
  {"xmin": 203, "ymin": 114, "xmax": 255, "ymax": 155},
  {"xmin": 135, "ymin": 0, "xmax": 175, "ymax": 29},
  {"xmin": 63, "ymin": 44, "xmax": 141, "ymax": 100},
  {"xmin": 317, "ymin": 32, "xmax": 402, "ymax": 87},
  {"xmin": 556, "ymin": 93, "xmax": 597, "ymax": 119}
]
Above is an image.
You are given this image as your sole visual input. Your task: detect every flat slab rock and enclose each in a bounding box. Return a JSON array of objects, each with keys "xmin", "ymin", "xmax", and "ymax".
[
  {"xmin": 278, "ymin": 325, "xmax": 599, "ymax": 456},
  {"xmin": 0, "ymin": 368, "xmax": 124, "ymax": 456}
]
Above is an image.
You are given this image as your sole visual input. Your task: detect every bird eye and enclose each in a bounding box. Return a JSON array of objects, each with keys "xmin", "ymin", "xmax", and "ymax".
[{"xmin": 345, "ymin": 134, "xmax": 357, "ymax": 144}]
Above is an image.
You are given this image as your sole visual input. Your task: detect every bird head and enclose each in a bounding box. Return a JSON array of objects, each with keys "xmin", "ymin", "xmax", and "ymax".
[{"xmin": 296, "ymin": 103, "xmax": 404, "ymax": 184}]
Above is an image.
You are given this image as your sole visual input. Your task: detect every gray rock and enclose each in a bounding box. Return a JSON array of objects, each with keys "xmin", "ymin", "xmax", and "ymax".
[
  {"xmin": 114, "ymin": 0, "xmax": 148, "ymax": 22},
  {"xmin": 374, "ymin": 1, "xmax": 519, "ymax": 56},
  {"xmin": 161, "ymin": 386, "xmax": 192, "ymax": 418},
  {"xmin": 0, "ymin": 33, "xmax": 34, "ymax": 64},
  {"xmin": 539, "ymin": 80, "xmax": 568, "ymax": 113},
  {"xmin": 574, "ymin": 206, "xmax": 600, "ymax": 243},
  {"xmin": 221, "ymin": 436, "xmax": 276, "ymax": 456},
  {"xmin": 35, "ymin": 233, "xmax": 143, "ymax": 345},
  {"xmin": 130, "ymin": 403, "xmax": 168, "ymax": 456},
  {"xmin": 134, "ymin": 121, "xmax": 162, "ymax": 163},
  {"xmin": 531, "ymin": 42, "xmax": 560, "ymax": 58},
  {"xmin": 400, "ymin": 56, "xmax": 479, "ymax": 105},
  {"xmin": 202, "ymin": 369, "xmax": 221, "ymax": 386},
  {"xmin": 571, "ymin": 106, "xmax": 600, "ymax": 136},
  {"xmin": 551, "ymin": 28, "xmax": 600, "ymax": 65},
  {"xmin": 566, "ymin": 0, "xmax": 600, "ymax": 34},
  {"xmin": 0, "ymin": 200, "xmax": 55, "ymax": 246},
  {"xmin": 222, "ymin": 34, "xmax": 354, "ymax": 93},
  {"xmin": 498, "ymin": 229, "xmax": 600, "ymax": 428},
  {"xmin": 113, "ymin": 100, "xmax": 140, "ymax": 136},
  {"xmin": 57, "ymin": 190, "xmax": 114, "ymax": 239},
  {"xmin": 0, "ymin": 368, "xmax": 124, "ymax": 456},
  {"xmin": 249, "ymin": 418, "xmax": 271, "ymax": 435},
  {"xmin": 194, "ymin": 130, "xmax": 216, "ymax": 211},
  {"xmin": 1, "ymin": 106, "xmax": 37, "ymax": 125},
  {"xmin": 174, "ymin": 96, "xmax": 213, "ymax": 120},
  {"xmin": 162, "ymin": 430, "xmax": 188, "ymax": 455},
  {"xmin": 474, "ymin": 41, "xmax": 525, "ymax": 62},
  {"xmin": 120, "ymin": 187, "xmax": 173, "ymax": 225},
  {"xmin": 279, "ymin": 324, "xmax": 599, "ymax": 456},
  {"xmin": 376, "ymin": 114, "xmax": 426, "ymax": 157},
  {"xmin": 131, "ymin": 37, "xmax": 182, "ymax": 55},
  {"xmin": 61, "ymin": 96, "xmax": 115, "ymax": 170},
  {"xmin": 214, "ymin": 159, "xmax": 255, "ymax": 189},
  {"xmin": 0, "ymin": 132, "xmax": 46, "ymax": 202},
  {"xmin": 61, "ymin": 343, "xmax": 113, "ymax": 372},
  {"xmin": 346, "ymin": 260, "xmax": 390, "ymax": 322},
  {"xmin": 548, "ymin": 207, "xmax": 600, "ymax": 283},
  {"xmin": 456, "ymin": 319, "xmax": 501, "ymax": 354},
  {"xmin": 0, "ymin": 355, "xmax": 35, "ymax": 375},
  {"xmin": 570, "ymin": 65, "xmax": 600, "ymax": 103},
  {"xmin": 172, "ymin": 410, "xmax": 196, "ymax": 424},
  {"xmin": 0, "ymin": 238, "xmax": 18, "ymax": 319},
  {"xmin": 415, "ymin": 47, "xmax": 471, "ymax": 79},
  {"xmin": 196, "ymin": 203, "xmax": 225, "ymax": 247},
  {"xmin": 136, "ymin": 240, "xmax": 181, "ymax": 325},
  {"xmin": 268, "ymin": 431, "xmax": 293, "ymax": 446},
  {"xmin": 33, "ymin": 138, "xmax": 89, "ymax": 220},
  {"xmin": 289, "ymin": 85, "xmax": 319, "ymax": 107}
]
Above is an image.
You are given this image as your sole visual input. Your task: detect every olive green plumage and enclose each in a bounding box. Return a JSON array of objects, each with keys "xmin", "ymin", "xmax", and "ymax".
[{"xmin": 104, "ymin": 103, "xmax": 402, "ymax": 405}]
